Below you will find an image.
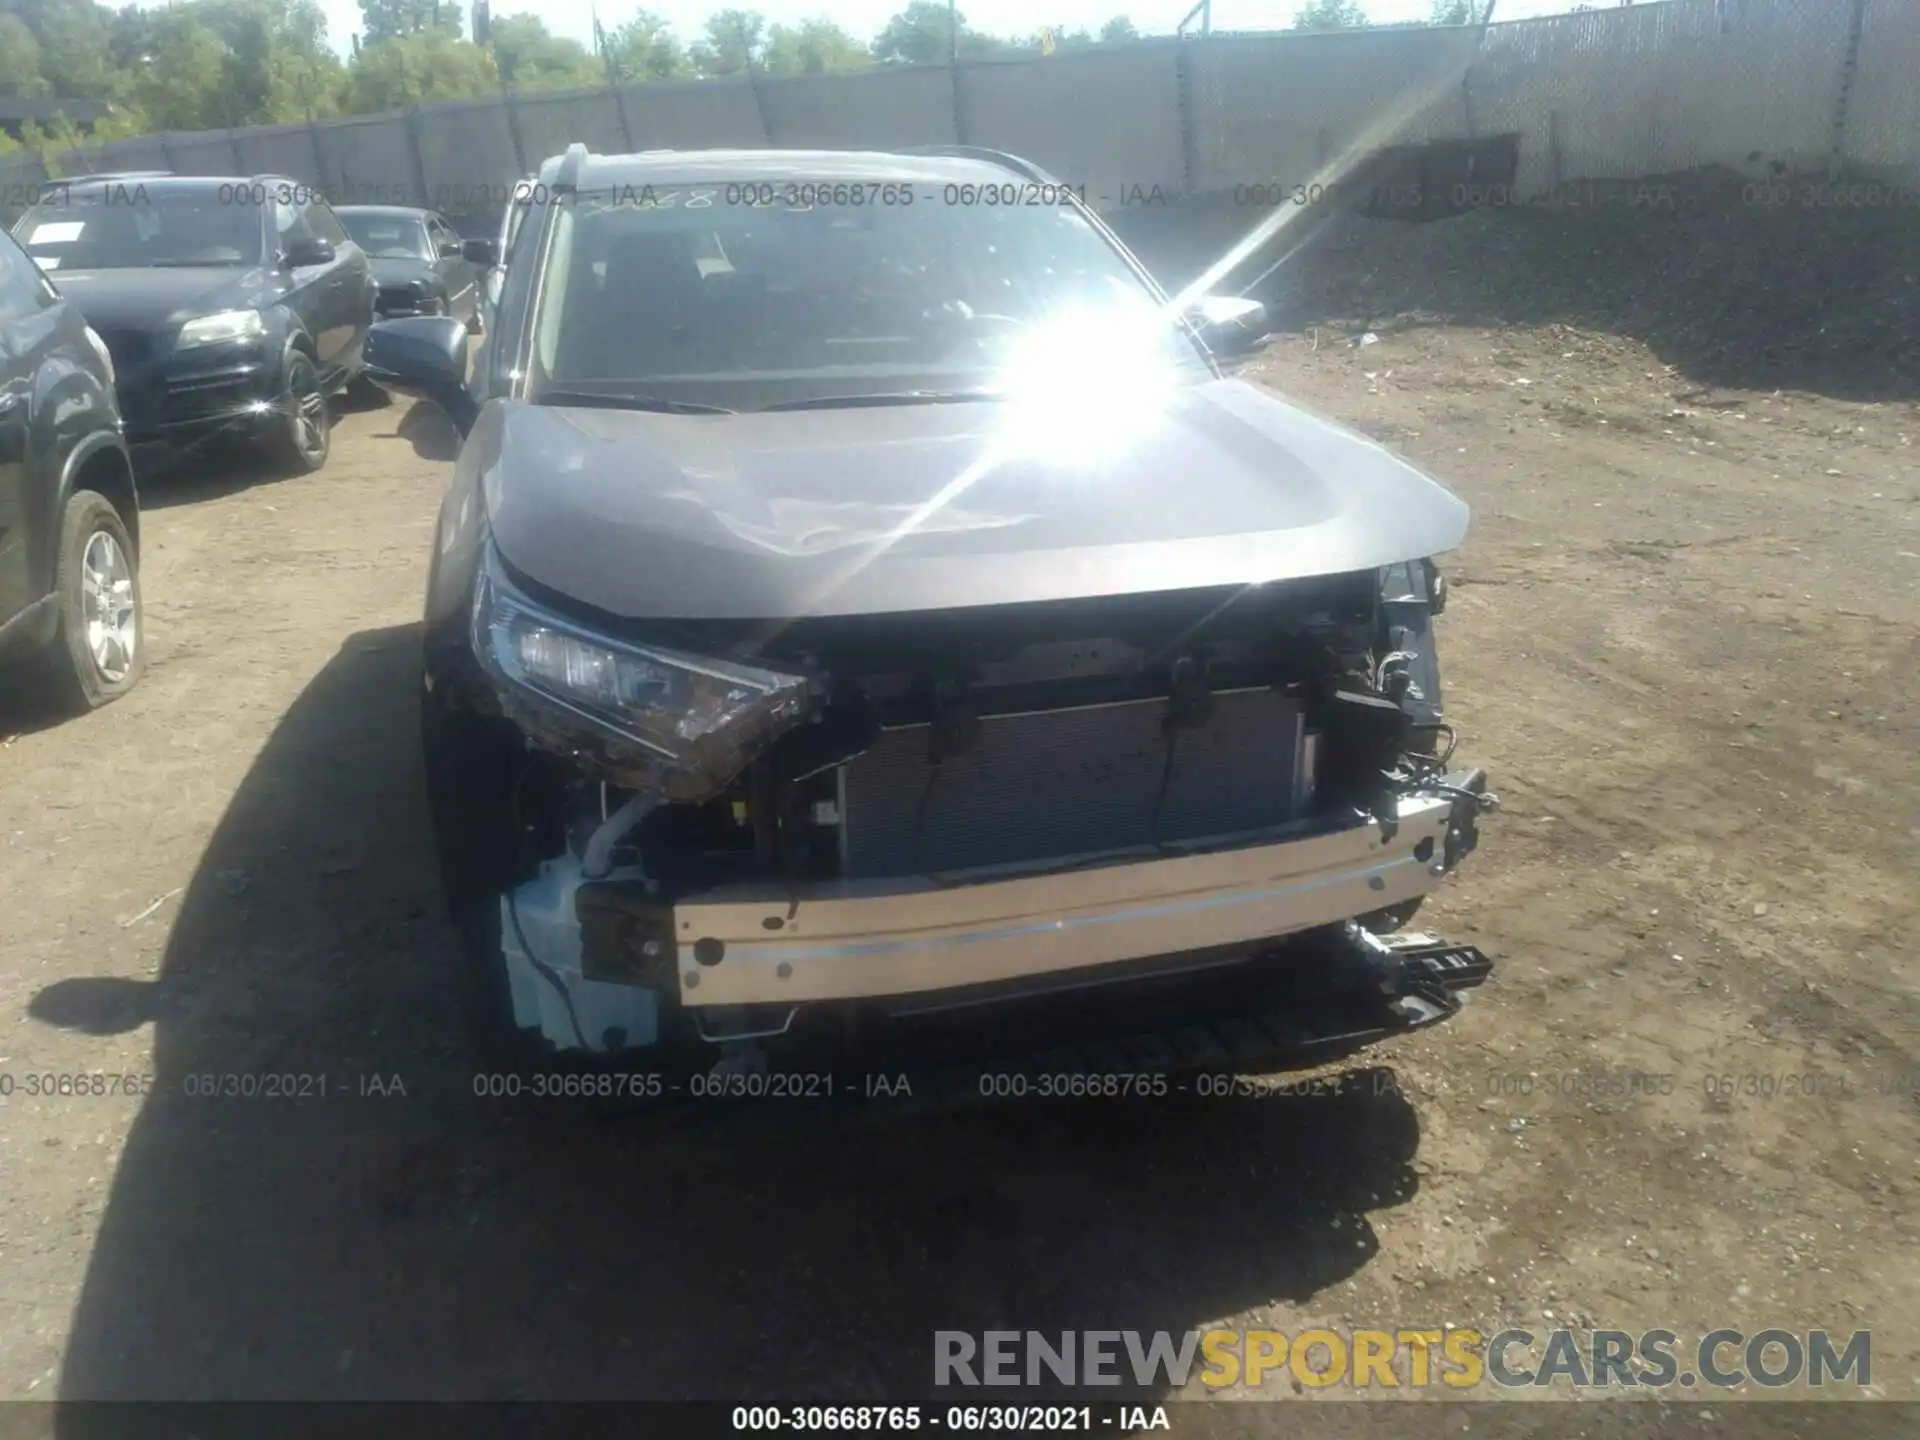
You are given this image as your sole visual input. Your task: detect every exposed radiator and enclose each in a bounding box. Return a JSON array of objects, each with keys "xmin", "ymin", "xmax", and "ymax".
[{"xmin": 838, "ymin": 687, "xmax": 1308, "ymax": 879}]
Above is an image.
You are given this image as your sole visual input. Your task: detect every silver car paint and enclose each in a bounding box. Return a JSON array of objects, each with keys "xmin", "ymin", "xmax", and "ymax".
[{"xmin": 472, "ymin": 377, "xmax": 1469, "ymax": 622}]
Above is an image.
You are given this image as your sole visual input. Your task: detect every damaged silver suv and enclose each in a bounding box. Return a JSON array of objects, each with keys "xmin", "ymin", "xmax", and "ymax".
[{"xmin": 366, "ymin": 144, "xmax": 1498, "ymax": 1098}]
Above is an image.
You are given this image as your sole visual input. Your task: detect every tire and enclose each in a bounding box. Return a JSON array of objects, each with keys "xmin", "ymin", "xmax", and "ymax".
[
  {"xmin": 266, "ymin": 350, "xmax": 330, "ymax": 475},
  {"xmin": 24, "ymin": 490, "xmax": 143, "ymax": 712}
]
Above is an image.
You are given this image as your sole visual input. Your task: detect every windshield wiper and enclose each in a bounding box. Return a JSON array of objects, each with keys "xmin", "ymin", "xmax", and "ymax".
[
  {"xmin": 535, "ymin": 389, "xmax": 736, "ymax": 415},
  {"xmin": 758, "ymin": 389, "xmax": 1005, "ymax": 412}
]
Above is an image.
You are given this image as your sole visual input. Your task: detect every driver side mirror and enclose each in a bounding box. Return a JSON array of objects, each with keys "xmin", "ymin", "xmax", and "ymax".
[
  {"xmin": 365, "ymin": 316, "xmax": 477, "ymax": 435},
  {"xmin": 283, "ymin": 236, "xmax": 336, "ymax": 268},
  {"xmin": 462, "ymin": 237, "xmax": 500, "ymax": 267},
  {"xmin": 1186, "ymin": 294, "xmax": 1271, "ymax": 359}
]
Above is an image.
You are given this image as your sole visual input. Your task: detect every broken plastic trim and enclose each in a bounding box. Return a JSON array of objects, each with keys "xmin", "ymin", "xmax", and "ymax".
[{"xmin": 470, "ymin": 544, "xmax": 818, "ymax": 802}]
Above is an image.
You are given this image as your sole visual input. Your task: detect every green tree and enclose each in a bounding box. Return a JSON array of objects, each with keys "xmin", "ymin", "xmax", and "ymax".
[
  {"xmin": 1291, "ymin": 0, "xmax": 1370, "ymax": 28},
  {"xmin": 604, "ymin": 11, "xmax": 688, "ymax": 80},
  {"xmin": 116, "ymin": 10, "xmax": 231, "ymax": 130},
  {"xmin": 343, "ymin": 30, "xmax": 497, "ymax": 110},
  {"xmin": 0, "ymin": 15, "xmax": 48, "ymax": 97},
  {"xmin": 688, "ymin": 9, "xmax": 767, "ymax": 75},
  {"xmin": 488, "ymin": 13, "xmax": 600, "ymax": 88},
  {"xmin": 762, "ymin": 18, "xmax": 870, "ymax": 75},
  {"xmin": 1099, "ymin": 16, "xmax": 1140, "ymax": 41},
  {"xmin": 1430, "ymin": 0, "xmax": 1475, "ymax": 21},
  {"xmin": 872, "ymin": 1, "xmax": 1011, "ymax": 63},
  {"xmin": 266, "ymin": 1, "xmax": 348, "ymax": 119},
  {"xmin": 0, "ymin": 0, "xmax": 119, "ymax": 101},
  {"xmin": 357, "ymin": 0, "xmax": 464, "ymax": 44}
]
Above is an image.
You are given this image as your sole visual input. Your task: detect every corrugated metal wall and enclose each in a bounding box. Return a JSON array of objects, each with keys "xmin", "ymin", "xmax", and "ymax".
[{"xmin": 0, "ymin": 0, "xmax": 1912, "ymax": 225}]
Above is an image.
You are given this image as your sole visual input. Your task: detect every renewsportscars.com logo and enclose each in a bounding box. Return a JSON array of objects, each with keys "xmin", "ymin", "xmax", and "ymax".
[{"xmin": 934, "ymin": 1328, "xmax": 1872, "ymax": 1391}]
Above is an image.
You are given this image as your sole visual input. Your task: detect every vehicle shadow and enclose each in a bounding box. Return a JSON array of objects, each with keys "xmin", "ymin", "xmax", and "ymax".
[
  {"xmin": 390, "ymin": 399, "xmax": 460, "ymax": 462},
  {"xmin": 38, "ymin": 623, "xmax": 1427, "ymax": 1405},
  {"xmin": 134, "ymin": 383, "xmax": 396, "ymax": 512},
  {"xmin": 0, "ymin": 688, "xmax": 88, "ymax": 740}
]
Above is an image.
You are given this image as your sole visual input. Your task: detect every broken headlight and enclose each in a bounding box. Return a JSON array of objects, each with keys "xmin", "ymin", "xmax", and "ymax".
[{"xmin": 471, "ymin": 545, "xmax": 815, "ymax": 799}]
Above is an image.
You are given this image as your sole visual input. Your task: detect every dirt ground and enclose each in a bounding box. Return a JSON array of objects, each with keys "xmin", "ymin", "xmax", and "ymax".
[{"xmin": 0, "ymin": 190, "xmax": 1916, "ymax": 1424}]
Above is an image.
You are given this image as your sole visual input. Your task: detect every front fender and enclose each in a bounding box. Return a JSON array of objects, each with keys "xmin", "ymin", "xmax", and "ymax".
[
  {"xmin": 232, "ymin": 305, "xmax": 304, "ymax": 385},
  {"xmin": 28, "ymin": 352, "xmax": 126, "ymax": 596}
]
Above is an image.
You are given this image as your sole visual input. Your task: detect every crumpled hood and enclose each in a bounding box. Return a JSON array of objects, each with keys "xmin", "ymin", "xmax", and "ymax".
[
  {"xmin": 477, "ymin": 377, "xmax": 1470, "ymax": 621},
  {"xmin": 45, "ymin": 266, "xmax": 278, "ymax": 332}
]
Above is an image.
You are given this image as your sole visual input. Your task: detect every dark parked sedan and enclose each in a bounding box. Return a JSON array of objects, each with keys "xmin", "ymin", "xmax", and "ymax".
[
  {"xmin": 336, "ymin": 205, "xmax": 480, "ymax": 330},
  {"xmin": 10, "ymin": 174, "xmax": 374, "ymax": 475}
]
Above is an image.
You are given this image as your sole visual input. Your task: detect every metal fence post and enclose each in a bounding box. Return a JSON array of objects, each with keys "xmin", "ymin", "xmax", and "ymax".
[
  {"xmin": 1174, "ymin": 41, "xmax": 1199, "ymax": 197},
  {"xmin": 501, "ymin": 86, "xmax": 529, "ymax": 177},
  {"xmin": 950, "ymin": 62, "xmax": 968, "ymax": 145},
  {"xmin": 308, "ymin": 121, "xmax": 328, "ymax": 194},
  {"xmin": 745, "ymin": 69, "xmax": 774, "ymax": 143},
  {"xmin": 1826, "ymin": 0, "xmax": 1869, "ymax": 181},
  {"xmin": 402, "ymin": 104, "xmax": 433, "ymax": 209},
  {"xmin": 611, "ymin": 82, "xmax": 636, "ymax": 150}
]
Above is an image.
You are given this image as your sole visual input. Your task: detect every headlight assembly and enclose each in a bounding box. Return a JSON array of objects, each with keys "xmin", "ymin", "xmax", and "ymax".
[
  {"xmin": 176, "ymin": 309, "xmax": 266, "ymax": 349},
  {"xmin": 470, "ymin": 546, "xmax": 816, "ymax": 799}
]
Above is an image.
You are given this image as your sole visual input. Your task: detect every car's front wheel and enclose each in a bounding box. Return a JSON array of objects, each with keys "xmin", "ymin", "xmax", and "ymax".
[
  {"xmin": 267, "ymin": 351, "xmax": 330, "ymax": 475},
  {"xmin": 25, "ymin": 489, "xmax": 143, "ymax": 712}
]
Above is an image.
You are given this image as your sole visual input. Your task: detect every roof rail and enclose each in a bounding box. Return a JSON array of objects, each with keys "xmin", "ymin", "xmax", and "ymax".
[{"xmin": 896, "ymin": 146, "xmax": 1059, "ymax": 186}]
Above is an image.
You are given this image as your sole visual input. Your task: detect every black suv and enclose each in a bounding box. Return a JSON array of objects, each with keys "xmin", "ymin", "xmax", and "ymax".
[
  {"xmin": 0, "ymin": 224, "xmax": 143, "ymax": 710},
  {"xmin": 9, "ymin": 173, "xmax": 375, "ymax": 475}
]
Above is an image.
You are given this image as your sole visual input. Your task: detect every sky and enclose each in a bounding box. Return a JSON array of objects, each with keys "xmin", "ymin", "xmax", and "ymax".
[{"xmin": 311, "ymin": 0, "xmax": 1593, "ymax": 59}]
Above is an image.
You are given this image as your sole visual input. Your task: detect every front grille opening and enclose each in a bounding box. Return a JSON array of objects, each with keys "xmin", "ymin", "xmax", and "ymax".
[
  {"xmin": 629, "ymin": 574, "xmax": 1390, "ymax": 894},
  {"xmin": 838, "ymin": 688, "xmax": 1307, "ymax": 879}
]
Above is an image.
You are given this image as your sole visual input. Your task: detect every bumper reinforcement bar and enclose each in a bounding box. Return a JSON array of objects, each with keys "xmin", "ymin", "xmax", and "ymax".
[{"xmin": 703, "ymin": 928, "xmax": 1494, "ymax": 1117}]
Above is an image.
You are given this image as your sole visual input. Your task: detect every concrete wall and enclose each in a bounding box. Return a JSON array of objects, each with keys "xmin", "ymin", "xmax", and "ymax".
[
  {"xmin": 414, "ymin": 99, "xmax": 518, "ymax": 203},
  {"xmin": 1472, "ymin": 0, "xmax": 1851, "ymax": 196},
  {"xmin": 313, "ymin": 115, "xmax": 416, "ymax": 205},
  {"xmin": 1189, "ymin": 28, "xmax": 1484, "ymax": 194},
  {"xmin": 511, "ymin": 87, "xmax": 632, "ymax": 163},
  {"xmin": 620, "ymin": 77, "xmax": 769, "ymax": 150},
  {"xmin": 0, "ymin": 154, "xmax": 50, "ymax": 223},
  {"xmin": 957, "ymin": 46, "xmax": 1186, "ymax": 201},
  {"xmin": 234, "ymin": 124, "xmax": 327, "ymax": 186},
  {"xmin": 5, "ymin": 1, "xmax": 1916, "ymax": 225},
  {"xmin": 758, "ymin": 66, "xmax": 957, "ymax": 150},
  {"xmin": 1846, "ymin": 0, "xmax": 1920, "ymax": 185}
]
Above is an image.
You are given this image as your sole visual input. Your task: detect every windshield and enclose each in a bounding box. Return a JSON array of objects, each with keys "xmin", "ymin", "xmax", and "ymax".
[
  {"xmin": 339, "ymin": 211, "xmax": 429, "ymax": 260},
  {"xmin": 525, "ymin": 185, "xmax": 1212, "ymax": 412},
  {"xmin": 13, "ymin": 189, "xmax": 264, "ymax": 270}
]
